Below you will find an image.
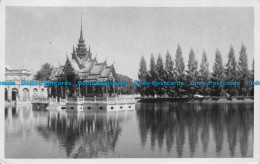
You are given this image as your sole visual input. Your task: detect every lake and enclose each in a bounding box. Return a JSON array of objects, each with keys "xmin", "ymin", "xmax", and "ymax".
[{"xmin": 5, "ymin": 102, "xmax": 253, "ymax": 158}]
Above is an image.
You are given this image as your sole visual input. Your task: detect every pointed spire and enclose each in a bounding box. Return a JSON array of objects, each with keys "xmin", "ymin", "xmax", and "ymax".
[
  {"xmin": 89, "ymin": 45, "xmax": 91, "ymax": 52},
  {"xmin": 79, "ymin": 13, "xmax": 83, "ymax": 41}
]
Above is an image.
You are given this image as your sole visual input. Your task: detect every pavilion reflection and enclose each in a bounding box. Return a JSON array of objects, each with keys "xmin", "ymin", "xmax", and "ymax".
[
  {"xmin": 5, "ymin": 102, "xmax": 253, "ymax": 158},
  {"xmin": 136, "ymin": 103, "xmax": 253, "ymax": 157},
  {"xmin": 36, "ymin": 111, "xmax": 130, "ymax": 158}
]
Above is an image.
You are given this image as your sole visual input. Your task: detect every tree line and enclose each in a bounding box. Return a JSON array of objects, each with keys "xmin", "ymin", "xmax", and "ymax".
[{"xmin": 137, "ymin": 44, "xmax": 254, "ymax": 97}]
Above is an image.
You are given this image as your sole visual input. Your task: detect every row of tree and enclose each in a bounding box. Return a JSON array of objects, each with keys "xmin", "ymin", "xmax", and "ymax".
[{"xmin": 137, "ymin": 44, "xmax": 254, "ymax": 97}]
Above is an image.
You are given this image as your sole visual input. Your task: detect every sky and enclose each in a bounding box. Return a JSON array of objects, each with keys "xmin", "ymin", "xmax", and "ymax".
[{"xmin": 5, "ymin": 7, "xmax": 254, "ymax": 80}]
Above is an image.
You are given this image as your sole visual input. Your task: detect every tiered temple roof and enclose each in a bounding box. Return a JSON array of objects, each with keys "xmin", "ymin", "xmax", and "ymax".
[{"xmin": 49, "ymin": 19, "xmax": 116, "ymax": 82}]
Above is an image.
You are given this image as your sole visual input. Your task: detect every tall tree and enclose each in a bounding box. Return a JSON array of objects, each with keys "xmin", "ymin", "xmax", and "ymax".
[
  {"xmin": 34, "ymin": 63, "xmax": 53, "ymax": 80},
  {"xmin": 137, "ymin": 56, "xmax": 148, "ymax": 96},
  {"xmin": 199, "ymin": 50, "xmax": 210, "ymax": 95},
  {"xmin": 175, "ymin": 45, "xmax": 186, "ymax": 96},
  {"xmin": 224, "ymin": 45, "xmax": 237, "ymax": 96},
  {"xmin": 147, "ymin": 54, "xmax": 157, "ymax": 97},
  {"xmin": 155, "ymin": 54, "xmax": 164, "ymax": 97},
  {"xmin": 249, "ymin": 59, "xmax": 254, "ymax": 96},
  {"xmin": 186, "ymin": 48, "xmax": 199, "ymax": 95},
  {"xmin": 211, "ymin": 49, "xmax": 225, "ymax": 96},
  {"xmin": 164, "ymin": 51, "xmax": 175, "ymax": 97},
  {"xmin": 237, "ymin": 44, "xmax": 249, "ymax": 96}
]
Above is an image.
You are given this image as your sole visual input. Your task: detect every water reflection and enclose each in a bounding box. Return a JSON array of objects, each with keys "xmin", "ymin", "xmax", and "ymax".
[
  {"xmin": 39, "ymin": 111, "xmax": 126, "ymax": 158},
  {"xmin": 5, "ymin": 103, "xmax": 253, "ymax": 158},
  {"xmin": 136, "ymin": 103, "xmax": 253, "ymax": 158}
]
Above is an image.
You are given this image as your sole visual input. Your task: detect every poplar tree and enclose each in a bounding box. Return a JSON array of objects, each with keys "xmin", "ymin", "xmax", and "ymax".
[
  {"xmin": 155, "ymin": 54, "xmax": 164, "ymax": 97},
  {"xmin": 199, "ymin": 50, "xmax": 210, "ymax": 95},
  {"xmin": 164, "ymin": 51, "xmax": 175, "ymax": 97},
  {"xmin": 224, "ymin": 45, "xmax": 237, "ymax": 96},
  {"xmin": 237, "ymin": 44, "xmax": 249, "ymax": 96},
  {"xmin": 186, "ymin": 48, "xmax": 199, "ymax": 96},
  {"xmin": 211, "ymin": 49, "xmax": 225, "ymax": 96},
  {"xmin": 249, "ymin": 59, "xmax": 254, "ymax": 96},
  {"xmin": 138, "ymin": 56, "xmax": 148, "ymax": 97},
  {"xmin": 147, "ymin": 54, "xmax": 157, "ymax": 97},
  {"xmin": 175, "ymin": 45, "xmax": 186, "ymax": 96}
]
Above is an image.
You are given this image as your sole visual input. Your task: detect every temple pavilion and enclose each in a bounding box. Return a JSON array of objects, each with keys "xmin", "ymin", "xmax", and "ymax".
[{"xmin": 49, "ymin": 20, "xmax": 118, "ymax": 98}]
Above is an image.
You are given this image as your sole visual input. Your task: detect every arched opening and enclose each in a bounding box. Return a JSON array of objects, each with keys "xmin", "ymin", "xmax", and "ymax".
[
  {"xmin": 5, "ymin": 88, "xmax": 8, "ymax": 101},
  {"xmin": 40, "ymin": 88, "xmax": 45, "ymax": 98},
  {"xmin": 33, "ymin": 88, "xmax": 38, "ymax": 98},
  {"xmin": 11, "ymin": 88, "xmax": 19, "ymax": 101},
  {"xmin": 22, "ymin": 88, "xmax": 30, "ymax": 101}
]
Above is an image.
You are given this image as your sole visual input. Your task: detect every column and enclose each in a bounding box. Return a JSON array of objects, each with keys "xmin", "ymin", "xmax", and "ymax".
[
  {"xmin": 8, "ymin": 87, "xmax": 11, "ymax": 101},
  {"xmin": 113, "ymin": 79, "xmax": 115, "ymax": 93},
  {"xmin": 29, "ymin": 87, "xmax": 33, "ymax": 100},
  {"xmin": 85, "ymin": 85, "xmax": 88, "ymax": 96},
  {"xmin": 55, "ymin": 85, "xmax": 58, "ymax": 97},
  {"xmin": 49, "ymin": 87, "xmax": 52, "ymax": 98},
  {"xmin": 61, "ymin": 85, "xmax": 64, "ymax": 98},
  {"xmin": 79, "ymin": 85, "xmax": 81, "ymax": 97},
  {"xmin": 18, "ymin": 87, "xmax": 22, "ymax": 101},
  {"xmin": 64, "ymin": 85, "xmax": 67, "ymax": 99}
]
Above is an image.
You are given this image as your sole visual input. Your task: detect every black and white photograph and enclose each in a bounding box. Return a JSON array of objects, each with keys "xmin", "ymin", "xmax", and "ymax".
[{"xmin": 0, "ymin": 0, "xmax": 259, "ymax": 164}]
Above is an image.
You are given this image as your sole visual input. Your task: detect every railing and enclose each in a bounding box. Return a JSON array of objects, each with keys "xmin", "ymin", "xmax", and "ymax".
[
  {"xmin": 59, "ymin": 98, "xmax": 67, "ymax": 105},
  {"xmin": 31, "ymin": 97, "xmax": 57, "ymax": 103},
  {"xmin": 84, "ymin": 97, "xmax": 95, "ymax": 103},
  {"xmin": 50, "ymin": 97, "xmax": 57, "ymax": 103},
  {"xmin": 78, "ymin": 97, "xmax": 84, "ymax": 104},
  {"xmin": 72, "ymin": 95, "xmax": 136, "ymax": 104},
  {"xmin": 67, "ymin": 98, "xmax": 77, "ymax": 103},
  {"xmin": 31, "ymin": 95, "xmax": 136, "ymax": 104},
  {"xmin": 32, "ymin": 97, "xmax": 54, "ymax": 103}
]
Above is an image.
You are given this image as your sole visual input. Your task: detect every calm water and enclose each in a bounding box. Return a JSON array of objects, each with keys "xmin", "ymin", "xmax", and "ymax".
[{"xmin": 5, "ymin": 102, "xmax": 253, "ymax": 158}]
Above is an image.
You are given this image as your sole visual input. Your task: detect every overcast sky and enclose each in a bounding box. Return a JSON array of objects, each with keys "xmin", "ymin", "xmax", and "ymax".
[{"xmin": 6, "ymin": 7, "xmax": 254, "ymax": 80}]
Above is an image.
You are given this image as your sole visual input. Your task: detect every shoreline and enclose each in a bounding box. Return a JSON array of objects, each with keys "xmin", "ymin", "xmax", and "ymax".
[{"xmin": 137, "ymin": 97, "xmax": 254, "ymax": 103}]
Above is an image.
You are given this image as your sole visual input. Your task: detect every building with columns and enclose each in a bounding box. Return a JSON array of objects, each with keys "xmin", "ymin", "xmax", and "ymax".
[
  {"xmin": 49, "ymin": 20, "xmax": 118, "ymax": 98},
  {"xmin": 5, "ymin": 66, "xmax": 48, "ymax": 101}
]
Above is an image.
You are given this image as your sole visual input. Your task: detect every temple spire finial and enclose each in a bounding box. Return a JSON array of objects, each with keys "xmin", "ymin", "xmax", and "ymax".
[{"xmin": 80, "ymin": 13, "xmax": 83, "ymax": 41}]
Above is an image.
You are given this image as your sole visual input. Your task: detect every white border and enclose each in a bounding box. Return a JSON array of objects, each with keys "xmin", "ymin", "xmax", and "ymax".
[{"xmin": 0, "ymin": 0, "xmax": 259, "ymax": 164}]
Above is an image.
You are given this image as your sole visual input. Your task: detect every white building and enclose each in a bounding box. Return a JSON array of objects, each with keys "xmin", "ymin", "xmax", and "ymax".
[{"xmin": 5, "ymin": 66, "xmax": 48, "ymax": 101}]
